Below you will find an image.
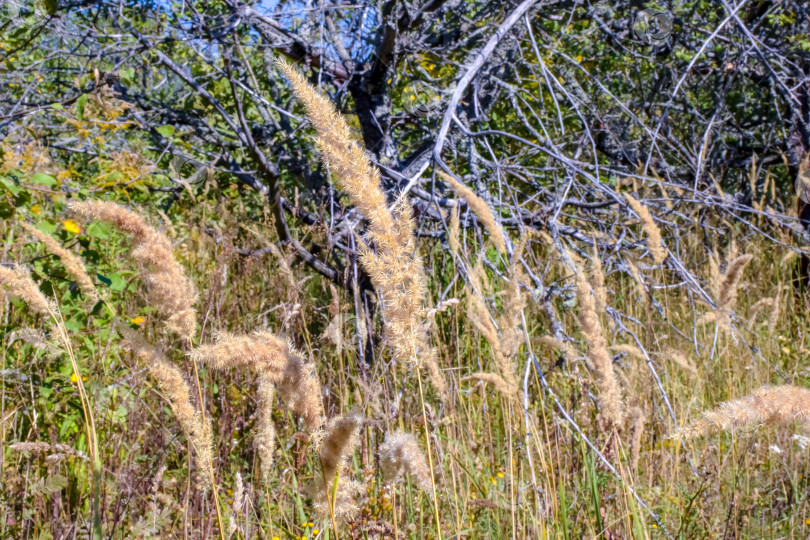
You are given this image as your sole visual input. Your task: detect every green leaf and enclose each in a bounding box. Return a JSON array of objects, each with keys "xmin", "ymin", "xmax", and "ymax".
[
  {"xmin": 0, "ymin": 176, "xmax": 21, "ymax": 196},
  {"xmin": 31, "ymin": 173, "xmax": 57, "ymax": 186},
  {"xmin": 87, "ymin": 221, "xmax": 110, "ymax": 239},
  {"xmin": 155, "ymin": 125, "xmax": 175, "ymax": 138},
  {"xmin": 37, "ymin": 221, "xmax": 56, "ymax": 234},
  {"xmin": 108, "ymin": 272, "xmax": 127, "ymax": 291},
  {"xmin": 119, "ymin": 68, "xmax": 135, "ymax": 84},
  {"xmin": 51, "ymin": 103, "xmax": 64, "ymax": 110},
  {"xmin": 75, "ymin": 94, "xmax": 88, "ymax": 119}
]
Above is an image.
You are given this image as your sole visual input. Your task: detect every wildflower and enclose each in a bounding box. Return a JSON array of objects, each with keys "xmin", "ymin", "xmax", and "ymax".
[{"xmin": 62, "ymin": 219, "xmax": 81, "ymax": 234}]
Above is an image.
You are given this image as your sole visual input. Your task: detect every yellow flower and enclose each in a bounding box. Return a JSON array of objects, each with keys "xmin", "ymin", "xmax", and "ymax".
[
  {"xmin": 70, "ymin": 373, "xmax": 88, "ymax": 384},
  {"xmin": 312, "ymin": 530, "xmax": 319, "ymax": 535},
  {"xmin": 62, "ymin": 219, "xmax": 81, "ymax": 234},
  {"xmin": 805, "ymin": 517, "xmax": 810, "ymax": 525},
  {"xmin": 30, "ymin": 204, "xmax": 42, "ymax": 215},
  {"xmin": 130, "ymin": 317, "xmax": 145, "ymax": 326},
  {"xmin": 576, "ymin": 55, "xmax": 583, "ymax": 63}
]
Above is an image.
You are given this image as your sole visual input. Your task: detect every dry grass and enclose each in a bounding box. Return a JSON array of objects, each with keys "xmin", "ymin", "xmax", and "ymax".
[{"xmin": 5, "ymin": 86, "xmax": 810, "ymax": 540}]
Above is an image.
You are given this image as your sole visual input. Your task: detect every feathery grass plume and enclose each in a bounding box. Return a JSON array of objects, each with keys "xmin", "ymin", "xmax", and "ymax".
[
  {"xmin": 768, "ymin": 286, "xmax": 782, "ymax": 336},
  {"xmin": 591, "ymin": 242, "xmax": 607, "ymax": 311},
  {"xmin": 438, "ymin": 171, "xmax": 506, "ymax": 255},
  {"xmin": 673, "ymin": 385, "xmax": 810, "ymax": 441},
  {"xmin": 464, "ymin": 275, "xmax": 516, "ymax": 396},
  {"xmin": 463, "ymin": 372, "xmax": 512, "ymax": 395},
  {"xmin": 190, "ymin": 331, "xmax": 324, "ymax": 428},
  {"xmin": 119, "ymin": 327, "xmax": 213, "ymax": 489},
  {"xmin": 69, "ymin": 200, "xmax": 197, "ymax": 341},
  {"xmin": 276, "ymin": 60, "xmax": 444, "ymax": 395},
  {"xmin": 629, "ymin": 406, "xmax": 645, "ymax": 471},
  {"xmin": 656, "ymin": 350, "xmax": 698, "ymax": 376},
  {"xmin": 462, "ymin": 242, "xmax": 526, "ymax": 399},
  {"xmin": 379, "ymin": 431, "xmax": 433, "ymax": 497},
  {"xmin": 571, "ymin": 251, "xmax": 623, "ymax": 427},
  {"xmin": 624, "ymin": 194, "xmax": 666, "ymax": 264},
  {"xmin": 310, "ymin": 412, "xmax": 365, "ymax": 520},
  {"xmin": 0, "ymin": 264, "xmax": 55, "ymax": 316},
  {"xmin": 717, "ymin": 254, "xmax": 752, "ymax": 311},
  {"xmin": 255, "ymin": 376, "xmax": 276, "ymax": 482},
  {"xmin": 317, "ymin": 412, "xmax": 364, "ymax": 482},
  {"xmin": 538, "ymin": 335, "xmax": 578, "ymax": 364},
  {"xmin": 698, "ymin": 253, "xmax": 753, "ymax": 330},
  {"xmin": 448, "ymin": 204, "xmax": 460, "ymax": 256},
  {"xmin": 625, "ymin": 258, "xmax": 647, "ymax": 301},
  {"xmin": 611, "ymin": 344, "xmax": 646, "ymax": 362},
  {"xmin": 500, "ymin": 237, "xmax": 527, "ymax": 362},
  {"xmin": 746, "ymin": 297, "xmax": 773, "ymax": 329},
  {"xmin": 21, "ymin": 222, "xmax": 99, "ymax": 303},
  {"xmin": 707, "ymin": 249, "xmax": 723, "ymax": 299}
]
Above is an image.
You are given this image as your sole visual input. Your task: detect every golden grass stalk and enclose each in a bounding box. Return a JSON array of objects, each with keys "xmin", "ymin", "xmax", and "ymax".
[
  {"xmin": 538, "ymin": 335, "xmax": 579, "ymax": 364},
  {"xmin": 69, "ymin": 200, "xmax": 197, "ymax": 342},
  {"xmin": 463, "ymin": 245, "xmax": 526, "ymax": 398},
  {"xmin": 190, "ymin": 331, "xmax": 324, "ymax": 428},
  {"xmin": 463, "ymin": 372, "xmax": 513, "ymax": 395},
  {"xmin": 448, "ymin": 205, "xmax": 460, "ymax": 256},
  {"xmin": 255, "ymin": 376, "xmax": 276, "ymax": 482},
  {"xmin": 0, "ymin": 264, "xmax": 55, "ymax": 316},
  {"xmin": 311, "ymin": 412, "xmax": 365, "ymax": 521},
  {"xmin": 317, "ymin": 412, "xmax": 364, "ymax": 482},
  {"xmin": 277, "ymin": 59, "xmax": 444, "ymax": 395},
  {"xmin": 120, "ymin": 327, "xmax": 213, "ymax": 489},
  {"xmin": 625, "ymin": 194, "xmax": 666, "ymax": 264},
  {"xmin": 611, "ymin": 344, "xmax": 646, "ymax": 362},
  {"xmin": 591, "ymin": 242, "xmax": 607, "ymax": 310},
  {"xmin": 21, "ymin": 222, "xmax": 99, "ymax": 303},
  {"xmin": 379, "ymin": 431, "xmax": 433, "ymax": 497},
  {"xmin": 659, "ymin": 350, "xmax": 698, "ymax": 376},
  {"xmin": 572, "ymin": 253, "xmax": 623, "ymax": 427},
  {"xmin": 767, "ymin": 286, "xmax": 782, "ymax": 335},
  {"xmin": 279, "ymin": 60, "xmax": 443, "ymax": 535},
  {"xmin": 438, "ymin": 171, "xmax": 506, "ymax": 254},
  {"xmin": 628, "ymin": 406, "xmax": 645, "ymax": 471},
  {"xmin": 673, "ymin": 385, "xmax": 810, "ymax": 440},
  {"xmin": 500, "ymin": 237, "xmax": 527, "ymax": 363},
  {"xmin": 698, "ymin": 253, "xmax": 753, "ymax": 329}
]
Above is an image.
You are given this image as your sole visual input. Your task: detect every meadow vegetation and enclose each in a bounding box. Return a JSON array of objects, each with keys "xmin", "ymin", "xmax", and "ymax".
[
  {"xmin": 3, "ymin": 63, "xmax": 810, "ymax": 540},
  {"xmin": 3, "ymin": 1, "xmax": 810, "ymax": 538}
]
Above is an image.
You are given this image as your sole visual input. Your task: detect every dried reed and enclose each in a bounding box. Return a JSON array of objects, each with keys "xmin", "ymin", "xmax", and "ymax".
[
  {"xmin": 276, "ymin": 59, "xmax": 445, "ymax": 398},
  {"xmin": 120, "ymin": 327, "xmax": 213, "ymax": 489},
  {"xmin": 311, "ymin": 412, "xmax": 365, "ymax": 520},
  {"xmin": 571, "ymin": 253, "xmax": 623, "ymax": 427},
  {"xmin": 69, "ymin": 200, "xmax": 198, "ymax": 342},
  {"xmin": 255, "ymin": 377, "xmax": 276, "ymax": 481},
  {"xmin": 625, "ymin": 194, "xmax": 666, "ymax": 264},
  {"xmin": 21, "ymin": 222, "xmax": 99, "ymax": 302},
  {"xmin": 379, "ymin": 431, "xmax": 433, "ymax": 497},
  {"xmin": 698, "ymin": 253, "xmax": 753, "ymax": 329},
  {"xmin": 189, "ymin": 331, "xmax": 324, "ymax": 428},
  {"xmin": 0, "ymin": 264, "xmax": 55, "ymax": 316},
  {"xmin": 629, "ymin": 406, "xmax": 645, "ymax": 471},
  {"xmin": 463, "ymin": 244, "xmax": 526, "ymax": 398},
  {"xmin": 673, "ymin": 385, "xmax": 810, "ymax": 440},
  {"xmin": 438, "ymin": 171, "xmax": 506, "ymax": 254}
]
